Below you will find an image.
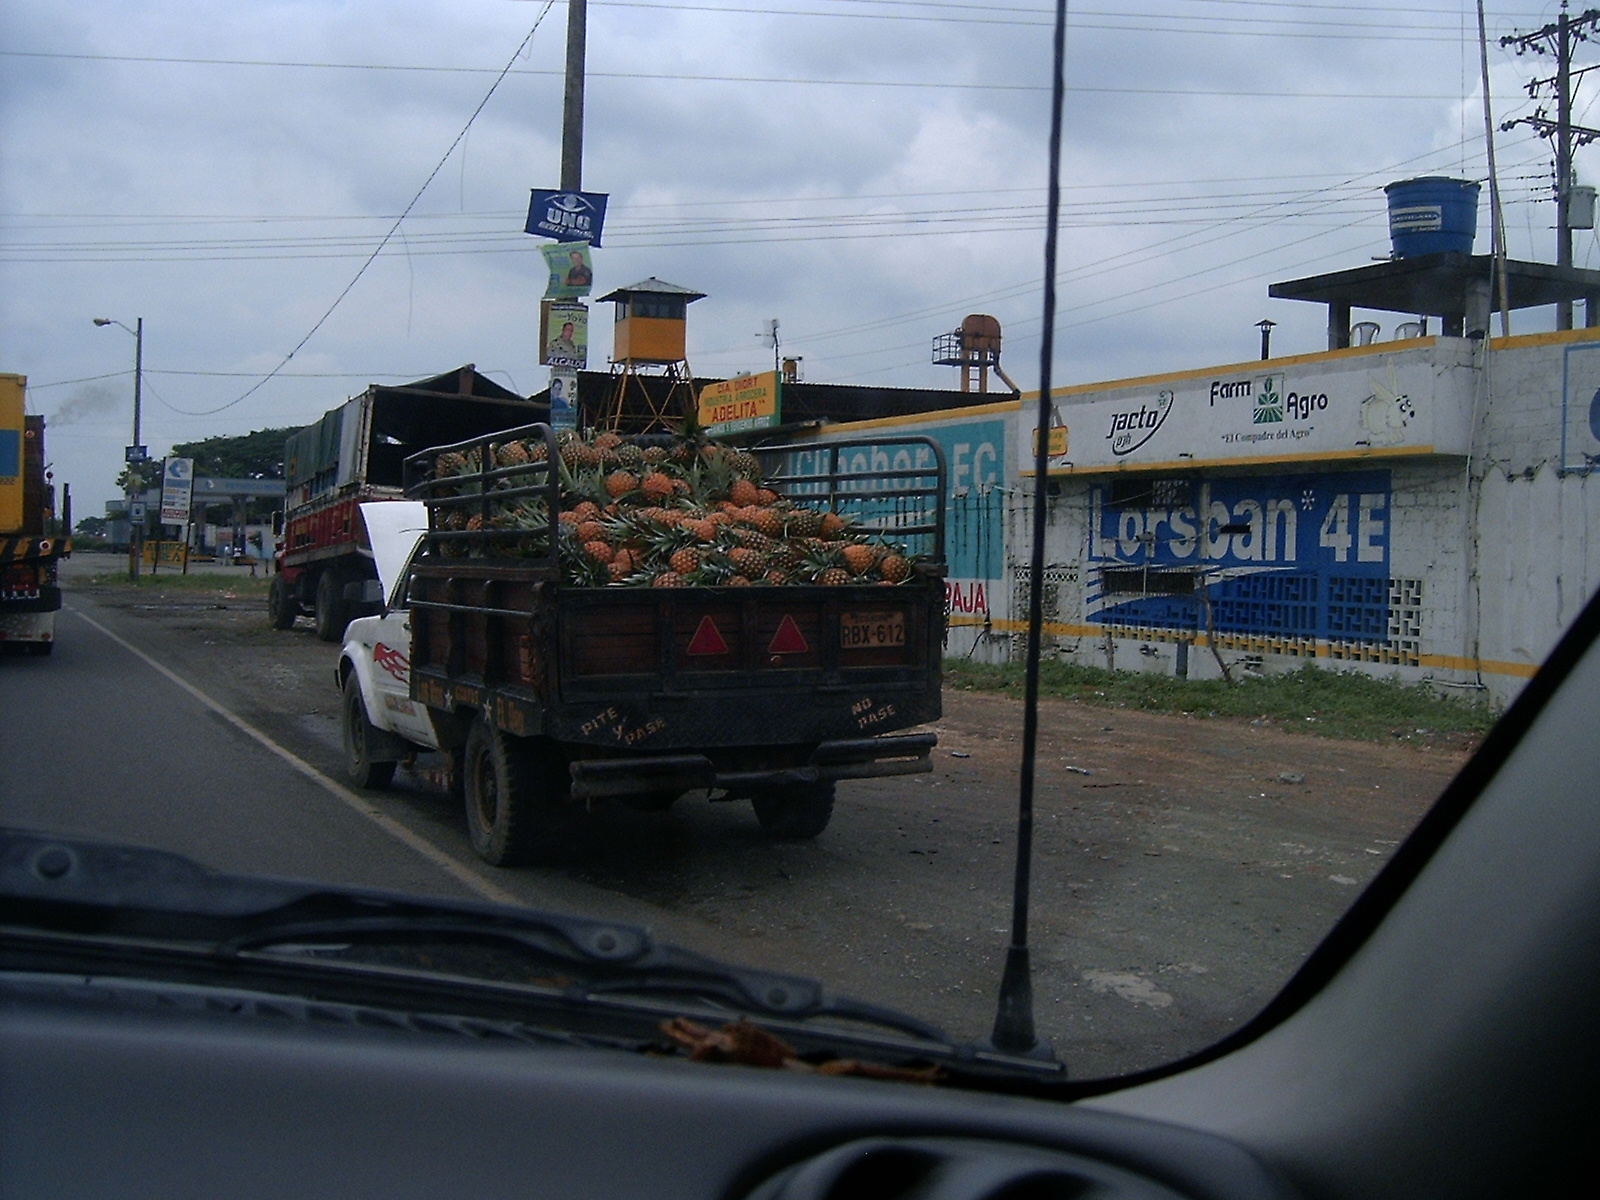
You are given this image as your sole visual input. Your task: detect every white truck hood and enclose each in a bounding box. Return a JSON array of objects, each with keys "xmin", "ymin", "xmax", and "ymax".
[{"xmin": 360, "ymin": 501, "xmax": 429, "ymax": 609}]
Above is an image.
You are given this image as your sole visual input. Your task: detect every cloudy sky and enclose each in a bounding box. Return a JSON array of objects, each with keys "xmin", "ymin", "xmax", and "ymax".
[{"xmin": 3, "ymin": 0, "xmax": 1598, "ymax": 512}]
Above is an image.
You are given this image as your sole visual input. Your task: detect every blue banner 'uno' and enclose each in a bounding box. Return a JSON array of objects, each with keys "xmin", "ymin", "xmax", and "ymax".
[{"xmin": 525, "ymin": 189, "xmax": 608, "ymax": 247}]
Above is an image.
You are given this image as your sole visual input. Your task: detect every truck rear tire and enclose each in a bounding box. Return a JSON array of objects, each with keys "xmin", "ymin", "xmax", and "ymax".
[
  {"xmin": 268, "ymin": 575, "xmax": 298, "ymax": 630},
  {"xmin": 752, "ymin": 781, "xmax": 835, "ymax": 840},
  {"xmin": 463, "ymin": 718, "xmax": 568, "ymax": 867},
  {"xmin": 342, "ymin": 674, "xmax": 396, "ymax": 790},
  {"xmin": 314, "ymin": 570, "xmax": 349, "ymax": 642}
]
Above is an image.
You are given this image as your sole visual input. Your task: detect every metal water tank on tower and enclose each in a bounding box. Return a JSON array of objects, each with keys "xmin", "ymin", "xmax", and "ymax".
[{"xmin": 932, "ymin": 314, "xmax": 1020, "ymax": 394}]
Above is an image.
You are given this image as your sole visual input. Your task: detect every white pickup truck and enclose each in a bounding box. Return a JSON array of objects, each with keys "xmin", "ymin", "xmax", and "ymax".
[{"xmin": 335, "ymin": 502, "xmax": 446, "ymax": 791}]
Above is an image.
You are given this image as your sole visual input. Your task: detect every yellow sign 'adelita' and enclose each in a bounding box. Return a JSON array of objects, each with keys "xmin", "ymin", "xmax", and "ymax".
[{"xmin": 697, "ymin": 370, "xmax": 781, "ymax": 437}]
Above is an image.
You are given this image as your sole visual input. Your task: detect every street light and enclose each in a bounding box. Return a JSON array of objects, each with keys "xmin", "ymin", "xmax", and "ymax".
[{"xmin": 95, "ymin": 316, "xmax": 145, "ymax": 580}]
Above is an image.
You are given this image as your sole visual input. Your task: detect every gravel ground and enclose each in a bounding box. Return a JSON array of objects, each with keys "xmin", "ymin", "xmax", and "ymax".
[{"xmin": 52, "ymin": 552, "xmax": 1466, "ymax": 1079}]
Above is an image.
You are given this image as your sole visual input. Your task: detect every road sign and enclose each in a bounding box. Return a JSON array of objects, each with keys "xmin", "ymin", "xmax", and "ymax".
[
  {"xmin": 160, "ymin": 457, "xmax": 195, "ymax": 526},
  {"xmin": 128, "ymin": 500, "xmax": 147, "ymax": 521},
  {"xmin": 125, "ymin": 445, "xmax": 149, "ymax": 463},
  {"xmin": 524, "ymin": 189, "xmax": 608, "ymax": 246}
]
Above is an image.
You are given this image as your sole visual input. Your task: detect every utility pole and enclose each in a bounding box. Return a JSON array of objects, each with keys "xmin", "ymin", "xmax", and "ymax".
[
  {"xmin": 96, "ymin": 315, "xmax": 145, "ymax": 580},
  {"xmin": 560, "ymin": 0, "xmax": 587, "ymax": 191},
  {"xmin": 1501, "ymin": 3, "xmax": 1600, "ymax": 329},
  {"xmin": 133, "ymin": 316, "xmax": 143, "ymax": 450}
]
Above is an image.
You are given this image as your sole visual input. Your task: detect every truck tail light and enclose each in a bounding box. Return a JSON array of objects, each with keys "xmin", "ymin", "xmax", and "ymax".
[{"xmin": 2, "ymin": 564, "xmax": 39, "ymax": 593}]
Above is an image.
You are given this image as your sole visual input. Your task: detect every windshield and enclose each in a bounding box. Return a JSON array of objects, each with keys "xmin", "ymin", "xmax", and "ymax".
[{"xmin": 0, "ymin": 0, "xmax": 1584, "ymax": 1084}]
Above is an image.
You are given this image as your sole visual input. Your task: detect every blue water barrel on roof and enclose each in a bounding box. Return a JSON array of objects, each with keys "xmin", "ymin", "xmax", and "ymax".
[{"xmin": 1384, "ymin": 177, "xmax": 1480, "ymax": 258}]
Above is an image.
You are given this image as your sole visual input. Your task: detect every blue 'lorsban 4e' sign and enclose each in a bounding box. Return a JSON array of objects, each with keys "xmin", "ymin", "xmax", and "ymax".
[{"xmin": 1088, "ymin": 469, "xmax": 1395, "ymax": 645}]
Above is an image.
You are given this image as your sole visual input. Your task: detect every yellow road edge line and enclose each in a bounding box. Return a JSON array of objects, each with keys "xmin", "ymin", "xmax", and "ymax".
[{"xmin": 66, "ymin": 603, "xmax": 520, "ymax": 908}]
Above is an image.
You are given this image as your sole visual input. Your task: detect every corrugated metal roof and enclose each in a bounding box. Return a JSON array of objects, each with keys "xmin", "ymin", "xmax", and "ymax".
[{"xmin": 597, "ymin": 277, "xmax": 707, "ymax": 303}]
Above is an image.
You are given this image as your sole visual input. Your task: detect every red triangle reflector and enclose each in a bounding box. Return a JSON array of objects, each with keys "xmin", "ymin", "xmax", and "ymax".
[
  {"xmin": 686, "ymin": 614, "xmax": 731, "ymax": 656},
  {"xmin": 768, "ymin": 615, "xmax": 809, "ymax": 655}
]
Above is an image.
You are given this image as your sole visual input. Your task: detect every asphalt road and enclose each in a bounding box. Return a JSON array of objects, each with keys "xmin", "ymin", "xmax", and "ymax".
[{"xmin": 2, "ymin": 560, "xmax": 1464, "ymax": 1079}]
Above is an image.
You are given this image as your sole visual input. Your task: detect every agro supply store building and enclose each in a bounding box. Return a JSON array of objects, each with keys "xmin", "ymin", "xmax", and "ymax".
[{"xmin": 787, "ymin": 317, "xmax": 1600, "ymax": 706}]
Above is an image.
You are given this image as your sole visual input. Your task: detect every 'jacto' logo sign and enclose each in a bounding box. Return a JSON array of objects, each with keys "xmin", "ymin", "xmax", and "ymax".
[{"xmin": 1106, "ymin": 389, "xmax": 1173, "ymax": 456}]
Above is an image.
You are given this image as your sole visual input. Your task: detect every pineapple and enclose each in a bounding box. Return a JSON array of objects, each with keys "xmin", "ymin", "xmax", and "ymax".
[
  {"xmin": 880, "ymin": 552, "xmax": 910, "ymax": 583},
  {"xmin": 785, "ymin": 508, "xmax": 822, "ymax": 538},
  {"xmin": 593, "ymin": 430, "xmax": 622, "ymax": 452},
  {"xmin": 605, "ymin": 470, "xmax": 638, "ymax": 498},
  {"xmin": 652, "ymin": 572, "xmax": 684, "ymax": 588},
  {"xmin": 841, "ymin": 543, "xmax": 875, "ymax": 576},
  {"xmin": 818, "ymin": 567, "xmax": 851, "ymax": 587},
  {"xmin": 730, "ymin": 449, "xmax": 760, "ymax": 479},
  {"xmin": 583, "ymin": 540, "xmax": 615, "ymax": 565},
  {"xmin": 763, "ymin": 568, "xmax": 790, "ymax": 587},
  {"xmin": 729, "ymin": 546, "xmax": 766, "ymax": 577},
  {"xmin": 819, "ymin": 511, "xmax": 846, "ymax": 540},
  {"xmin": 752, "ymin": 507, "xmax": 784, "ymax": 538},
  {"xmin": 729, "ymin": 478, "xmax": 760, "ymax": 508},
  {"xmin": 641, "ymin": 471, "xmax": 676, "ymax": 502},
  {"xmin": 435, "ymin": 450, "xmax": 468, "ymax": 478},
  {"xmin": 641, "ymin": 445, "xmax": 668, "ymax": 466},
  {"xmin": 726, "ymin": 575, "xmax": 752, "ymax": 587},
  {"xmin": 669, "ymin": 546, "xmax": 702, "ymax": 576},
  {"xmin": 616, "ymin": 442, "xmax": 643, "ymax": 470},
  {"xmin": 495, "ymin": 440, "xmax": 530, "ymax": 468}
]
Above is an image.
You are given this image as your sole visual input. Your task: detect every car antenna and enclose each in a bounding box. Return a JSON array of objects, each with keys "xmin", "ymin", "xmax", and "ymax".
[{"xmin": 985, "ymin": 0, "xmax": 1068, "ymax": 1063}]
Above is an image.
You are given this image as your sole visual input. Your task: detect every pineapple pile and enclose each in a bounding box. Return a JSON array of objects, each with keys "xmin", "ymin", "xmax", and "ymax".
[{"xmin": 428, "ymin": 429, "xmax": 918, "ymax": 589}]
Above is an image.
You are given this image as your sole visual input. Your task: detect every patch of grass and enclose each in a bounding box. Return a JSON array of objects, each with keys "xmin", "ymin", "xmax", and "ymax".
[
  {"xmin": 943, "ymin": 658, "xmax": 1499, "ymax": 746},
  {"xmin": 79, "ymin": 571, "xmax": 272, "ymax": 596}
]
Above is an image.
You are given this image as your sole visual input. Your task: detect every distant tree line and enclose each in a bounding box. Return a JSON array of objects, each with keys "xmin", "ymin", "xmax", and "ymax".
[{"xmin": 169, "ymin": 427, "xmax": 297, "ymax": 479}]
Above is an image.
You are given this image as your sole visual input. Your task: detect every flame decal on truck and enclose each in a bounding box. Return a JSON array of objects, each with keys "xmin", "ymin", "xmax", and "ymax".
[{"xmin": 373, "ymin": 641, "xmax": 410, "ymax": 682}]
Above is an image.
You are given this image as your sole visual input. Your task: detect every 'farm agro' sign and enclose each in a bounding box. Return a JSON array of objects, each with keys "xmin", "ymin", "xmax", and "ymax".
[{"xmin": 1022, "ymin": 343, "xmax": 1475, "ymax": 474}]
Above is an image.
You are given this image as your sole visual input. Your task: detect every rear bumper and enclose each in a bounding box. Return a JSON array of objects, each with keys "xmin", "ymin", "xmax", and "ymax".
[
  {"xmin": 0, "ymin": 586, "xmax": 62, "ymax": 614},
  {"xmin": 568, "ymin": 732, "xmax": 937, "ymax": 800},
  {"xmin": 0, "ymin": 610, "xmax": 56, "ymax": 644}
]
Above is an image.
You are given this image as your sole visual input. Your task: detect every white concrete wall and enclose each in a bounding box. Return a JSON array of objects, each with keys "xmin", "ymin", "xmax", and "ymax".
[{"xmin": 807, "ymin": 332, "xmax": 1600, "ymax": 703}]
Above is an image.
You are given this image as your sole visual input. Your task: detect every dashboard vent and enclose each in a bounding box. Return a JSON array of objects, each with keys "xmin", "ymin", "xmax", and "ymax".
[{"xmin": 745, "ymin": 1137, "xmax": 1188, "ymax": 1200}]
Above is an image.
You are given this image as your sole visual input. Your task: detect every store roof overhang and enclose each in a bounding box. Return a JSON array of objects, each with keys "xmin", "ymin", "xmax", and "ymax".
[{"xmin": 1269, "ymin": 252, "xmax": 1600, "ymax": 316}]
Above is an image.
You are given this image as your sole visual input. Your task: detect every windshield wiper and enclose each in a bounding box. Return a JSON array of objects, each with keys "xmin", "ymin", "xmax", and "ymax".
[{"xmin": 0, "ymin": 829, "xmax": 1064, "ymax": 1084}]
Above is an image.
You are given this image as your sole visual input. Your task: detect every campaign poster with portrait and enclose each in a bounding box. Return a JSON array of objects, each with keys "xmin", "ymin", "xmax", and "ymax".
[
  {"xmin": 541, "ymin": 241, "xmax": 594, "ymax": 299},
  {"xmin": 548, "ymin": 369, "xmax": 578, "ymax": 431},
  {"xmin": 540, "ymin": 301, "xmax": 588, "ymax": 368}
]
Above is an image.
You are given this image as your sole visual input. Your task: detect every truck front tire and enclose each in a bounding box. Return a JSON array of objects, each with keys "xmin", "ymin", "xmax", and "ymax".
[
  {"xmin": 463, "ymin": 719, "xmax": 569, "ymax": 867},
  {"xmin": 342, "ymin": 674, "xmax": 396, "ymax": 790},
  {"xmin": 752, "ymin": 781, "xmax": 835, "ymax": 839},
  {"xmin": 268, "ymin": 575, "xmax": 298, "ymax": 630},
  {"xmin": 314, "ymin": 570, "xmax": 349, "ymax": 642}
]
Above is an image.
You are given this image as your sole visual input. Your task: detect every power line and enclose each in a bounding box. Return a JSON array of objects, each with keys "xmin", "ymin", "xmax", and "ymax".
[
  {"xmin": 188, "ymin": 1, "xmax": 559, "ymax": 417},
  {"xmin": 0, "ymin": 51, "xmax": 1510, "ymax": 94}
]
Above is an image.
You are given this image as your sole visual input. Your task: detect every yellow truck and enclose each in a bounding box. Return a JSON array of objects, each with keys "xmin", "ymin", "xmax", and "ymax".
[{"xmin": 1, "ymin": 374, "xmax": 70, "ymax": 655}]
